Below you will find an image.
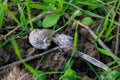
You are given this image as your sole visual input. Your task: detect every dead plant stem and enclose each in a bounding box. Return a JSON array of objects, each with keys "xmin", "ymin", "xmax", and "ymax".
[
  {"xmin": 5, "ymin": 12, "xmax": 53, "ymax": 38},
  {"xmin": 77, "ymin": 20, "xmax": 120, "ymax": 65},
  {"xmin": 115, "ymin": 16, "xmax": 120, "ymax": 55},
  {"xmin": 0, "ymin": 47, "xmax": 59, "ymax": 72}
]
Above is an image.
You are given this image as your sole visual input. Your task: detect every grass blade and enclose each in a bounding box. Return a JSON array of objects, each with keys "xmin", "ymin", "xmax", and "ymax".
[
  {"xmin": 104, "ymin": 1, "xmax": 120, "ymax": 42},
  {"xmin": 30, "ymin": 3, "xmax": 53, "ymax": 10},
  {"xmin": 57, "ymin": 0, "xmax": 64, "ymax": 11},
  {"xmin": 65, "ymin": 2, "xmax": 103, "ymax": 18},
  {"xmin": 26, "ymin": 0, "xmax": 33, "ymax": 30},
  {"xmin": 54, "ymin": 10, "xmax": 80, "ymax": 34},
  {"xmin": 71, "ymin": 22, "xmax": 78, "ymax": 58},
  {"xmin": 77, "ymin": 0, "xmax": 105, "ymax": 9},
  {"xmin": 43, "ymin": 0, "xmax": 56, "ymax": 5},
  {"xmin": 11, "ymin": 36, "xmax": 40, "ymax": 77},
  {"xmin": 18, "ymin": 4, "xmax": 29, "ymax": 32},
  {"xmin": 23, "ymin": 63, "xmax": 40, "ymax": 77},
  {"xmin": 97, "ymin": 48, "xmax": 119, "ymax": 60},
  {"xmin": 11, "ymin": 36, "xmax": 22, "ymax": 59},
  {"xmin": 0, "ymin": 0, "xmax": 8, "ymax": 28},
  {"xmin": 95, "ymin": 7, "xmax": 114, "ymax": 42},
  {"xmin": 0, "ymin": 2, "xmax": 21, "ymax": 26},
  {"xmin": 65, "ymin": 1, "xmax": 120, "ymax": 27}
]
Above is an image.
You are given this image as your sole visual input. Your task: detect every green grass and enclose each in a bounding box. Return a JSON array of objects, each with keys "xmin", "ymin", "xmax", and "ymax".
[
  {"xmin": 0, "ymin": 2, "xmax": 21, "ymax": 26},
  {"xmin": 26, "ymin": 0, "xmax": 34, "ymax": 30},
  {"xmin": 0, "ymin": 0, "xmax": 120, "ymax": 80},
  {"xmin": 11, "ymin": 36, "xmax": 46, "ymax": 80},
  {"xmin": 18, "ymin": 4, "xmax": 29, "ymax": 32},
  {"xmin": 0, "ymin": 0, "xmax": 8, "ymax": 28}
]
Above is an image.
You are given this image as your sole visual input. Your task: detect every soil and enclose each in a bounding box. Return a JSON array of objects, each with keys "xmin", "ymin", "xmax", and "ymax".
[{"xmin": 0, "ymin": 1, "xmax": 118, "ymax": 80}]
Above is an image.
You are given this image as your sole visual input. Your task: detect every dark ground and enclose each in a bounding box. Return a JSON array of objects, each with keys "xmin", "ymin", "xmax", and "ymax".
[{"xmin": 0, "ymin": 1, "xmax": 118, "ymax": 80}]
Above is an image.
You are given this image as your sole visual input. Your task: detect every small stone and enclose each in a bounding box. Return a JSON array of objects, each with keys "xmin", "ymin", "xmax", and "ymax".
[{"xmin": 29, "ymin": 29, "xmax": 51, "ymax": 49}]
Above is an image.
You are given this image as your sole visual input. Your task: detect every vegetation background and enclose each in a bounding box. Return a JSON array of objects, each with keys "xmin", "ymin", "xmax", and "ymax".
[{"xmin": 0, "ymin": 0, "xmax": 120, "ymax": 80}]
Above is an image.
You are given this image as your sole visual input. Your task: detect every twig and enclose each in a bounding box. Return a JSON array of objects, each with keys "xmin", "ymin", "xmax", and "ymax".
[
  {"xmin": 77, "ymin": 21, "xmax": 111, "ymax": 52},
  {"xmin": 74, "ymin": 50, "xmax": 110, "ymax": 71},
  {"xmin": 77, "ymin": 21, "xmax": 120, "ymax": 65},
  {"xmin": 115, "ymin": 16, "xmax": 120, "ymax": 55},
  {"xmin": 4, "ymin": 12, "xmax": 53, "ymax": 38},
  {"xmin": 0, "ymin": 47, "xmax": 59, "ymax": 71}
]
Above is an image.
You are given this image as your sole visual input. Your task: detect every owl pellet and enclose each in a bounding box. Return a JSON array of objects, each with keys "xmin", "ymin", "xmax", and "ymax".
[{"xmin": 29, "ymin": 29, "xmax": 51, "ymax": 49}]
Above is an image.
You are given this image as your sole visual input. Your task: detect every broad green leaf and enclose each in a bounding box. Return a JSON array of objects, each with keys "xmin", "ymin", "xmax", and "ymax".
[
  {"xmin": 42, "ymin": 13, "xmax": 60, "ymax": 28},
  {"xmin": 81, "ymin": 17, "xmax": 93, "ymax": 26}
]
